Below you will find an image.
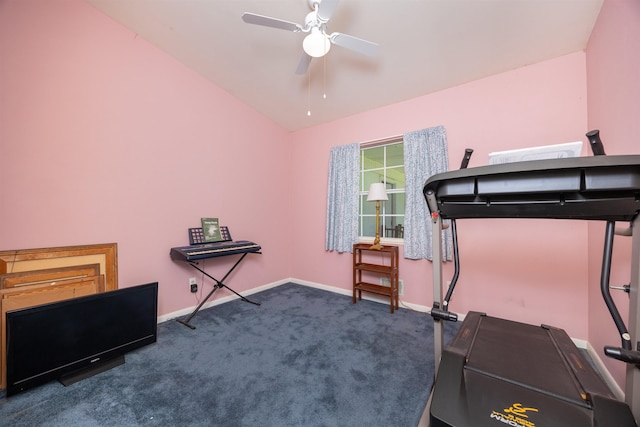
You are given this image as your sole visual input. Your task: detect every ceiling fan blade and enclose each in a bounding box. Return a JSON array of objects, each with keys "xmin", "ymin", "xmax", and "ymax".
[
  {"xmin": 317, "ymin": 0, "xmax": 340, "ymax": 22},
  {"xmin": 330, "ymin": 33, "xmax": 378, "ymax": 57},
  {"xmin": 241, "ymin": 12, "xmax": 302, "ymax": 32},
  {"xmin": 295, "ymin": 52, "xmax": 312, "ymax": 75}
]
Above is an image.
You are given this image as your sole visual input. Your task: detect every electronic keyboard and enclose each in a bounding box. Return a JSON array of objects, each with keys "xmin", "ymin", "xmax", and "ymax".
[{"xmin": 170, "ymin": 240, "xmax": 261, "ymax": 262}]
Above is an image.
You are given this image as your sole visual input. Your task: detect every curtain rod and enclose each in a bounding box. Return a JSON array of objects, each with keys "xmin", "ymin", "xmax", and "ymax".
[{"xmin": 359, "ymin": 134, "xmax": 403, "ymax": 148}]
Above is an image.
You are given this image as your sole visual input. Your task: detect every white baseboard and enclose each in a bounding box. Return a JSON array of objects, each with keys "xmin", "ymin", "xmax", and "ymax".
[
  {"xmin": 580, "ymin": 339, "xmax": 626, "ymax": 400},
  {"xmin": 292, "ymin": 277, "xmax": 441, "ymax": 314},
  {"xmin": 157, "ymin": 278, "xmax": 289, "ymax": 324},
  {"xmin": 289, "ymin": 278, "xmax": 353, "ymax": 297},
  {"xmin": 159, "ymin": 277, "xmax": 437, "ymax": 323}
]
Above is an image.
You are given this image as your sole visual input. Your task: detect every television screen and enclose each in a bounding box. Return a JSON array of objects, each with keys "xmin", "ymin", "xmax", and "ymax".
[{"xmin": 6, "ymin": 282, "xmax": 158, "ymax": 396}]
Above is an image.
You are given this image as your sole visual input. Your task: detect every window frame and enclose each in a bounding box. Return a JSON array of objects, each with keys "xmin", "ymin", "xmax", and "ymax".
[{"xmin": 358, "ymin": 137, "xmax": 405, "ymax": 245}]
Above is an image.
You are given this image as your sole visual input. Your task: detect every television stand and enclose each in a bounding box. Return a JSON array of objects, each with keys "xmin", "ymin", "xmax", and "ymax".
[{"xmin": 59, "ymin": 355, "xmax": 125, "ymax": 387}]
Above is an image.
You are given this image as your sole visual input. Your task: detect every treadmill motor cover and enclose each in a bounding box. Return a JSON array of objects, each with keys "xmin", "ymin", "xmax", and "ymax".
[{"xmin": 430, "ymin": 312, "xmax": 637, "ymax": 427}]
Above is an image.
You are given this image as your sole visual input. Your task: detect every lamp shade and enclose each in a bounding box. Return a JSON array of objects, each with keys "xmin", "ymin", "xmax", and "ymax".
[
  {"xmin": 303, "ymin": 27, "xmax": 331, "ymax": 58},
  {"xmin": 367, "ymin": 183, "xmax": 388, "ymax": 202}
]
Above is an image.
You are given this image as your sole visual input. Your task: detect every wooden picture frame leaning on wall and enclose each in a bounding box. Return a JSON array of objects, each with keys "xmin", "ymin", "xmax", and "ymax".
[{"xmin": 0, "ymin": 243, "xmax": 118, "ymax": 291}]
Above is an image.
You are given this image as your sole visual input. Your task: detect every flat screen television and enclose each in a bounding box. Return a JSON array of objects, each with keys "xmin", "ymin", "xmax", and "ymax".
[{"xmin": 5, "ymin": 282, "xmax": 158, "ymax": 396}]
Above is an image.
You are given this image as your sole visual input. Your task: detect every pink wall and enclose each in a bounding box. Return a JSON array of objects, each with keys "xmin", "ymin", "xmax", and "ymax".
[
  {"xmin": 290, "ymin": 52, "xmax": 591, "ymax": 338},
  {"xmin": 0, "ymin": 0, "xmax": 292, "ymax": 317},
  {"xmin": 586, "ymin": 0, "xmax": 640, "ymax": 388}
]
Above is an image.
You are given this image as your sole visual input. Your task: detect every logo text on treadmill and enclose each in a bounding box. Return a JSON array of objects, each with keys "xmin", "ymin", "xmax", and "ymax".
[
  {"xmin": 489, "ymin": 402, "xmax": 539, "ymax": 427},
  {"xmin": 504, "ymin": 403, "xmax": 539, "ymax": 418}
]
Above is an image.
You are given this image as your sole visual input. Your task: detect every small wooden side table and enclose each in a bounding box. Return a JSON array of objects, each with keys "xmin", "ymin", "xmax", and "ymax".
[{"xmin": 352, "ymin": 243, "xmax": 399, "ymax": 313}]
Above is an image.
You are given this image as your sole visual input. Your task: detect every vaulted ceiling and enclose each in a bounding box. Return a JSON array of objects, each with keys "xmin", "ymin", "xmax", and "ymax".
[{"xmin": 87, "ymin": 0, "xmax": 603, "ymax": 132}]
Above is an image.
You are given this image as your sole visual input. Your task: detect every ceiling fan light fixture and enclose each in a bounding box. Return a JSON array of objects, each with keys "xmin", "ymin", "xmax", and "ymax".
[{"xmin": 303, "ymin": 27, "xmax": 331, "ymax": 58}]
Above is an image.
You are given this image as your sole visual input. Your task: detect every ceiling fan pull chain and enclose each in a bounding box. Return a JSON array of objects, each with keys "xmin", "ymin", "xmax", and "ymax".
[
  {"xmin": 323, "ymin": 42, "xmax": 327, "ymax": 99},
  {"xmin": 307, "ymin": 67, "xmax": 312, "ymax": 116}
]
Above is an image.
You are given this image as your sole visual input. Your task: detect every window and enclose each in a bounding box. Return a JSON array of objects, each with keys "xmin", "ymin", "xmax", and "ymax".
[{"xmin": 359, "ymin": 140, "xmax": 405, "ymax": 240}]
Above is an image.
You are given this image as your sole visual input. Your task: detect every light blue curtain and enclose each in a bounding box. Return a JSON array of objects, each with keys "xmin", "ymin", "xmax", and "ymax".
[
  {"xmin": 325, "ymin": 143, "xmax": 360, "ymax": 253},
  {"xmin": 403, "ymin": 126, "xmax": 452, "ymax": 261}
]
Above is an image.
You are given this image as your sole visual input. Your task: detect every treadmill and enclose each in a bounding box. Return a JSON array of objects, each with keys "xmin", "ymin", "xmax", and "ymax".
[{"xmin": 423, "ymin": 131, "xmax": 640, "ymax": 426}]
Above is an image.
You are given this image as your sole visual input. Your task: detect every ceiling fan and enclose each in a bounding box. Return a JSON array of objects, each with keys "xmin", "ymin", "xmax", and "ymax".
[{"xmin": 242, "ymin": 0, "xmax": 378, "ymax": 75}]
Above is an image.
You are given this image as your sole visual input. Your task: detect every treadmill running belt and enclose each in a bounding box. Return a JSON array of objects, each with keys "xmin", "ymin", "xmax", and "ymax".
[{"xmin": 465, "ymin": 316, "xmax": 588, "ymax": 408}]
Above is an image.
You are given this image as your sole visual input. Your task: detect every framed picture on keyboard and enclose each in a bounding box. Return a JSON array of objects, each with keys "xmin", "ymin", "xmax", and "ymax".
[{"xmin": 189, "ymin": 226, "xmax": 232, "ymax": 245}]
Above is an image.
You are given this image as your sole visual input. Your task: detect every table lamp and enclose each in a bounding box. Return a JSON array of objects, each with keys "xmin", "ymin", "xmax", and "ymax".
[{"xmin": 367, "ymin": 182, "xmax": 388, "ymax": 250}]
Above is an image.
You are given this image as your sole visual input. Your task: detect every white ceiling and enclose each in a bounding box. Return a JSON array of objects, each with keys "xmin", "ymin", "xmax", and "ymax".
[{"xmin": 86, "ymin": 0, "xmax": 603, "ymax": 132}]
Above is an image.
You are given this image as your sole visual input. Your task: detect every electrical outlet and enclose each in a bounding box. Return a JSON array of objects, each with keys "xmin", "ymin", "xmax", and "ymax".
[
  {"xmin": 380, "ymin": 277, "xmax": 404, "ymax": 296},
  {"xmin": 189, "ymin": 277, "xmax": 197, "ymax": 293}
]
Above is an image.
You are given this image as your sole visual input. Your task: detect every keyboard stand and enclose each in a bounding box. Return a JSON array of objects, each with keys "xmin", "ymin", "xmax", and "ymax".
[{"xmin": 176, "ymin": 252, "xmax": 260, "ymax": 329}]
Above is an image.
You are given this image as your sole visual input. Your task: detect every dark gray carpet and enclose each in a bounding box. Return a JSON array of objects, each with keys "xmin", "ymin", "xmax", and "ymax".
[{"xmin": 0, "ymin": 282, "xmax": 456, "ymax": 426}]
